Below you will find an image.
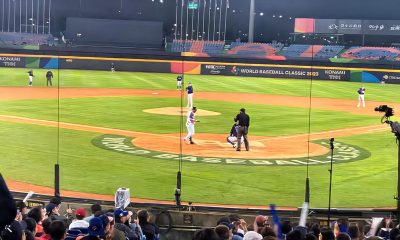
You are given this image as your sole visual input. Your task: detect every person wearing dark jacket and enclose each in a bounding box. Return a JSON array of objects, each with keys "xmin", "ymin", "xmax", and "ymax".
[
  {"xmin": 0, "ymin": 174, "xmax": 17, "ymax": 231},
  {"xmin": 138, "ymin": 210, "xmax": 159, "ymax": 240},
  {"xmin": 234, "ymin": 108, "xmax": 250, "ymax": 151},
  {"xmin": 114, "ymin": 209, "xmax": 140, "ymax": 240}
]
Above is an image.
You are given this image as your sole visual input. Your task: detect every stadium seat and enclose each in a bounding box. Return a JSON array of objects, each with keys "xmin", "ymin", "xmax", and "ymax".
[
  {"xmin": 0, "ymin": 32, "xmax": 53, "ymax": 46},
  {"xmin": 341, "ymin": 46, "xmax": 400, "ymax": 60},
  {"xmin": 227, "ymin": 42, "xmax": 282, "ymax": 58}
]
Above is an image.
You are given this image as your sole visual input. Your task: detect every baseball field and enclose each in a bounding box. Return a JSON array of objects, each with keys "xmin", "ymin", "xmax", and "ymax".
[{"xmin": 1, "ymin": 64, "xmax": 400, "ymax": 208}]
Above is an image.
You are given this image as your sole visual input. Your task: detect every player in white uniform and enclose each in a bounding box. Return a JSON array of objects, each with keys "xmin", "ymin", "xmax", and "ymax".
[
  {"xmin": 357, "ymin": 86, "xmax": 366, "ymax": 108},
  {"xmin": 186, "ymin": 82, "xmax": 194, "ymax": 108},
  {"xmin": 184, "ymin": 107, "xmax": 199, "ymax": 144}
]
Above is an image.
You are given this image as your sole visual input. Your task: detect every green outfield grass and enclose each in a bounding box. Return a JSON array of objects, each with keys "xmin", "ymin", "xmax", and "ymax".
[
  {"xmin": 0, "ymin": 68, "xmax": 399, "ymax": 102},
  {"xmin": 0, "ymin": 66, "xmax": 399, "ymax": 208},
  {"xmin": 0, "ymin": 120, "xmax": 396, "ymax": 207},
  {"xmin": 0, "ymin": 97, "xmax": 380, "ymax": 136}
]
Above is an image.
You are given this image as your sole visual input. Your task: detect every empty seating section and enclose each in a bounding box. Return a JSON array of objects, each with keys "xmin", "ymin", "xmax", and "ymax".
[
  {"xmin": 227, "ymin": 42, "xmax": 282, "ymax": 57},
  {"xmin": 0, "ymin": 32, "xmax": 53, "ymax": 45},
  {"xmin": 171, "ymin": 39, "xmax": 193, "ymax": 52},
  {"xmin": 341, "ymin": 46, "xmax": 400, "ymax": 60},
  {"xmin": 202, "ymin": 41, "xmax": 225, "ymax": 54},
  {"xmin": 282, "ymin": 44, "xmax": 311, "ymax": 58},
  {"xmin": 171, "ymin": 40, "xmax": 224, "ymax": 54},
  {"xmin": 314, "ymin": 45, "xmax": 345, "ymax": 58}
]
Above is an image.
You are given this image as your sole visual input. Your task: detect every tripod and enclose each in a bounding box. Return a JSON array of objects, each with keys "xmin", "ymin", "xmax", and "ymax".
[{"xmin": 387, "ymin": 121, "xmax": 400, "ymax": 224}]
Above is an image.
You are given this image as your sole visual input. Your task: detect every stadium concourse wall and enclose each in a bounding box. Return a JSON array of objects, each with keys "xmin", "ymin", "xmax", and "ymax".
[{"xmin": 2, "ymin": 53, "xmax": 400, "ymax": 83}]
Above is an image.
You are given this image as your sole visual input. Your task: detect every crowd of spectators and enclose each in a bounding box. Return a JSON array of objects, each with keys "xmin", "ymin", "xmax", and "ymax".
[
  {"xmin": 2, "ymin": 198, "xmax": 159, "ymax": 240},
  {"xmin": 1, "ymin": 174, "xmax": 400, "ymax": 240},
  {"xmin": 193, "ymin": 214, "xmax": 400, "ymax": 240},
  {"xmin": 0, "ymin": 174, "xmax": 159, "ymax": 240}
]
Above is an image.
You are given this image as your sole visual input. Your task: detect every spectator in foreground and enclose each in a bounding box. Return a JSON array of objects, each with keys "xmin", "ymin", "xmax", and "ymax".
[
  {"xmin": 27, "ymin": 206, "xmax": 45, "ymax": 236},
  {"xmin": 49, "ymin": 197, "xmax": 73, "ymax": 223},
  {"xmin": 305, "ymin": 233, "xmax": 318, "ymax": 240},
  {"xmin": 243, "ymin": 231, "xmax": 262, "ymax": 240},
  {"xmin": 84, "ymin": 204, "xmax": 102, "ymax": 223},
  {"xmin": 310, "ymin": 223, "xmax": 321, "ymax": 238},
  {"xmin": 38, "ymin": 218, "xmax": 53, "ymax": 240},
  {"xmin": 0, "ymin": 174, "xmax": 17, "ymax": 230},
  {"xmin": 69, "ymin": 208, "xmax": 89, "ymax": 229},
  {"xmin": 114, "ymin": 209, "xmax": 140, "ymax": 240},
  {"xmin": 285, "ymin": 229, "xmax": 303, "ymax": 240},
  {"xmin": 260, "ymin": 226, "xmax": 275, "ymax": 238},
  {"xmin": 215, "ymin": 224, "xmax": 232, "ymax": 240},
  {"xmin": 138, "ymin": 209, "xmax": 159, "ymax": 240},
  {"xmin": 16, "ymin": 200, "xmax": 29, "ymax": 217},
  {"xmin": 49, "ymin": 220, "xmax": 66, "ymax": 240},
  {"xmin": 348, "ymin": 223, "xmax": 361, "ymax": 240},
  {"xmin": 337, "ymin": 232, "xmax": 351, "ymax": 240},
  {"xmin": 320, "ymin": 228, "xmax": 335, "ymax": 240},
  {"xmin": 193, "ymin": 228, "xmax": 219, "ymax": 240},
  {"xmin": 79, "ymin": 217, "xmax": 105, "ymax": 240},
  {"xmin": 389, "ymin": 228, "xmax": 400, "ymax": 240},
  {"xmin": 0, "ymin": 220, "xmax": 23, "ymax": 240},
  {"xmin": 281, "ymin": 220, "xmax": 292, "ymax": 236}
]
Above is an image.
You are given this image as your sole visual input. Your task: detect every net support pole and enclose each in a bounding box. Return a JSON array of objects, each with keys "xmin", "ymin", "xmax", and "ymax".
[
  {"xmin": 248, "ymin": 0, "xmax": 255, "ymax": 42},
  {"xmin": 48, "ymin": 0, "xmax": 51, "ymax": 34},
  {"xmin": 175, "ymin": 0, "xmax": 178, "ymax": 39}
]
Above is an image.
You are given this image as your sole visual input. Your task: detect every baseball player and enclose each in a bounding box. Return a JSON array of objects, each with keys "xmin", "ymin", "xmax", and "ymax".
[
  {"xmin": 176, "ymin": 75, "xmax": 183, "ymax": 90},
  {"xmin": 27, "ymin": 69, "xmax": 34, "ymax": 86},
  {"xmin": 226, "ymin": 123, "xmax": 243, "ymax": 148},
  {"xmin": 111, "ymin": 62, "xmax": 115, "ymax": 72},
  {"xmin": 184, "ymin": 107, "xmax": 199, "ymax": 144},
  {"xmin": 46, "ymin": 70, "xmax": 53, "ymax": 87},
  {"xmin": 186, "ymin": 82, "xmax": 194, "ymax": 108},
  {"xmin": 357, "ymin": 86, "xmax": 366, "ymax": 108}
]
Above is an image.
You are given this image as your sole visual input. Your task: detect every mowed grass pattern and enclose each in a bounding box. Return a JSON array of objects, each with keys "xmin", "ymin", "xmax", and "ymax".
[
  {"xmin": 1, "ymin": 68, "xmax": 400, "ymax": 102},
  {"xmin": 0, "ymin": 67, "xmax": 399, "ymax": 207}
]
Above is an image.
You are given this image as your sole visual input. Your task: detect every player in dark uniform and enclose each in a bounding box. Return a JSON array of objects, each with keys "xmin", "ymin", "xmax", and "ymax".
[
  {"xmin": 227, "ymin": 123, "xmax": 239, "ymax": 148},
  {"xmin": 176, "ymin": 75, "xmax": 183, "ymax": 90},
  {"xmin": 27, "ymin": 69, "xmax": 34, "ymax": 86},
  {"xmin": 46, "ymin": 70, "xmax": 53, "ymax": 87}
]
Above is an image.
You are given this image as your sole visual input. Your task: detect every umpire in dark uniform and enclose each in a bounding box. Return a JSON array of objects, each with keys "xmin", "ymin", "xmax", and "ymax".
[{"xmin": 234, "ymin": 108, "xmax": 250, "ymax": 151}]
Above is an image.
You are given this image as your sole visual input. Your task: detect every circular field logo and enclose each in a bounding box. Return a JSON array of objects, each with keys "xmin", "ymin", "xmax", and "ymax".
[{"xmin": 92, "ymin": 134, "xmax": 370, "ymax": 166}]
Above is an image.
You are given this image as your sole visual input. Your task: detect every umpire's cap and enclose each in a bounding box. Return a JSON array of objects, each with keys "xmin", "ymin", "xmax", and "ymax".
[{"xmin": 240, "ymin": 108, "xmax": 246, "ymax": 112}]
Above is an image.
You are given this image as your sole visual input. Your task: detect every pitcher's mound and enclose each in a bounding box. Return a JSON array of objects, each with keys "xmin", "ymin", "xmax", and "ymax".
[{"xmin": 143, "ymin": 107, "xmax": 221, "ymax": 116}]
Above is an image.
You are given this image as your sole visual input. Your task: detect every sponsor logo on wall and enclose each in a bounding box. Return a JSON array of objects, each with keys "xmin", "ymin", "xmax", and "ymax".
[
  {"xmin": 204, "ymin": 64, "xmax": 227, "ymax": 75},
  {"xmin": 201, "ymin": 64, "xmax": 350, "ymax": 80},
  {"xmin": 0, "ymin": 56, "xmax": 24, "ymax": 67}
]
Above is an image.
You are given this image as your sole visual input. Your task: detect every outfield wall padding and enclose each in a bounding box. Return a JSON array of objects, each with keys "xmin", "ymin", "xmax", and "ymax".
[{"xmin": 3, "ymin": 55, "xmax": 400, "ymax": 84}]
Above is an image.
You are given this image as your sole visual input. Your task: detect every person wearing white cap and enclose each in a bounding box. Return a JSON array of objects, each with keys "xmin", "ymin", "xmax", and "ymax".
[{"xmin": 243, "ymin": 231, "xmax": 263, "ymax": 240}]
